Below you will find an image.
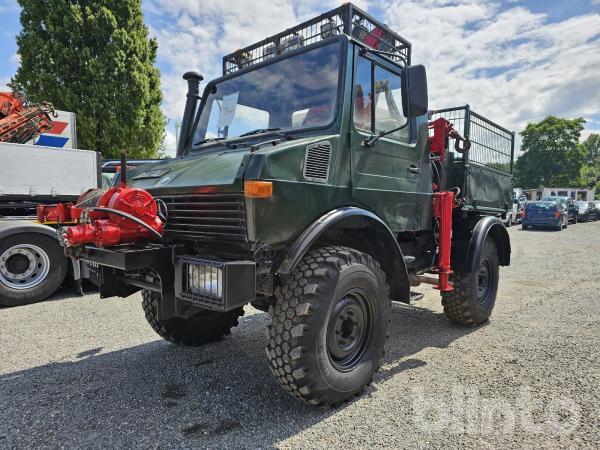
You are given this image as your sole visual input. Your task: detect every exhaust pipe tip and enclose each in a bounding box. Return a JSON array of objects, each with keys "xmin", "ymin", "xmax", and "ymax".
[{"xmin": 183, "ymin": 71, "xmax": 204, "ymax": 82}]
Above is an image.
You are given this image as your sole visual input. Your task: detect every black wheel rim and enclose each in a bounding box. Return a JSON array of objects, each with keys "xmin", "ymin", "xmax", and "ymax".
[
  {"xmin": 476, "ymin": 260, "xmax": 493, "ymax": 306},
  {"xmin": 326, "ymin": 289, "xmax": 373, "ymax": 372}
]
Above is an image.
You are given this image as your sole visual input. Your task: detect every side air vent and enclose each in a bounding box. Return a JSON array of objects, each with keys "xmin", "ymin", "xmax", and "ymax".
[{"xmin": 303, "ymin": 141, "xmax": 332, "ymax": 183}]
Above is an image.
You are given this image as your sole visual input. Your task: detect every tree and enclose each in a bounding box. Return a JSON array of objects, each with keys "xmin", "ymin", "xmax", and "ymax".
[
  {"xmin": 579, "ymin": 134, "xmax": 600, "ymax": 198},
  {"xmin": 9, "ymin": 0, "xmax": 164, "ymax": 158},
  {"xmin": 514, "ymin": 116, "xmax": 586, "ymax": 188},
  {"xmin": 583, "ymin": 134, "xmax": 600, "ymax": 165}
]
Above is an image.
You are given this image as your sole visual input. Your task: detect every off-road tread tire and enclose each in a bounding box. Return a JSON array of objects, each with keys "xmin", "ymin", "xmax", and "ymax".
[
  {"xmin": 441, "ymin": 238, "xmax": 499, "ymax": 326},
  {"xmin": 142, "ymin": 290, "xmax": 244, "ymax": 346},
  {"xmin": 266, "ymin": 246, "xmax": 391, "ymax": 408}
]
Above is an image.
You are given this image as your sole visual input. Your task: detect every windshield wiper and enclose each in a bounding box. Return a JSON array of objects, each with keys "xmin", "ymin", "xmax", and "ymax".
[
  {"xmin": 194, "ymin": 137, "xmax": 226, "ymax": 145},
  {"xmin": 238, "ymin": 128, "xmax": 282, "ymax": 137}
]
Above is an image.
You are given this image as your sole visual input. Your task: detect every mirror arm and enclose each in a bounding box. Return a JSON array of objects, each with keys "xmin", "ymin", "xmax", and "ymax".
[{"xmin": 363, "ymin": 121, "xmax": 409, "ymax": 148}]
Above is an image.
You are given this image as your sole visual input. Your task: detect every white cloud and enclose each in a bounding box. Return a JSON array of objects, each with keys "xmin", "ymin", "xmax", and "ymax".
[
  {"xmin": 146, "ymin": 0, "xmax": 351, "ymax": 125},
  {"xmin": 0, "ymin": 76, "xmax": 10, "ymax": 91},
  {"xmin": 0, "ymin": 0, "xmax": 18, "ymax": 14},
  {"xmin": 9, "ymin": 52, "xmax": 19, "ymax": 66},
  {"xmin": 383, "ymin": 1, "xmax": 600, "ymax": 145},
  {"xmin": 163, "ymin": 129, "xmax": 177, "ymax": 157},
  {"xmin": 148, "ymin": 0, "xmax": 600, "ymax": 149}
]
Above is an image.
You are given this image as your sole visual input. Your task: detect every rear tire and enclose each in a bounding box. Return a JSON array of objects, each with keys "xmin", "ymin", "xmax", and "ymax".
[
  {"xmin": 0, "ymin": 233, "xmax": 68, "ymax": 307},
  {"xmin": 142, "ymin": 290, "xmax": 244, "ymax": 346},
  {"xmin": 441, "ymin": 238, "xmax": 499, "ymax": 326},
  {"xmin": 266, "ymin": 246, "xmax": 391, "ymax": 407}
]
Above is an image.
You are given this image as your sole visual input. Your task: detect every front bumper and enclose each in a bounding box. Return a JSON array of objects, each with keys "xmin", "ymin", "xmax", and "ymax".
[{"xmin": 78, "ymin": 244, "xmax": 256, "ymax": 316}]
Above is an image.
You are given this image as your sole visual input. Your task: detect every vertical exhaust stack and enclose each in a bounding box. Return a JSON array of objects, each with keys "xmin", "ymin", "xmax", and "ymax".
[
  {"xmin": 176, "ymin": 71, "xmax": 204, "ymax": 158},
  {"xmin": 120, "ymin": 150, "xmax": 127, "ymax": 188}
]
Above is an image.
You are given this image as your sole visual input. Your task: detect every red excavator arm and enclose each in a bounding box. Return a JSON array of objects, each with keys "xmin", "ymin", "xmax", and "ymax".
[{"xmin": 0, "ymin": 91, "xmax": 56, "ymax": 144}]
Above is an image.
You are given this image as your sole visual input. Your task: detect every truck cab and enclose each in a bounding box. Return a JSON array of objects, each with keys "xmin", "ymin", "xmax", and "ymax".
[{"xmin": 61, "ymin": 4, "xmax": 513, "ymax": 407}]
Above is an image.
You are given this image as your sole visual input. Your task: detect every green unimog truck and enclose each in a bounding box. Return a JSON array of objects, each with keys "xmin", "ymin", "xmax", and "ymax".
[{"xmin": 78, "ymin": 4, "xmax": 514, "ymax": 407}]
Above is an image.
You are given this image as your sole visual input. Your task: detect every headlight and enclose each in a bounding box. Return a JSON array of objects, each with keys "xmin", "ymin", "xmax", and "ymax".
[{"xmin": 187, "ymin": 263, "xmax": 223, "ymax": 299}]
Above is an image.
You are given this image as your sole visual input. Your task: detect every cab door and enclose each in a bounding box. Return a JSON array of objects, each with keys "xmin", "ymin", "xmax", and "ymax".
[{"xmin": 350, "ymin": 52, "xmax": 427, "ymax": 232}]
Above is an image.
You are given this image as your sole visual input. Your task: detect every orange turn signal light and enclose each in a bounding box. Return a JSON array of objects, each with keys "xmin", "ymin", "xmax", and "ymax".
[{"xmin": 244, "ymin": 180, "xmax": 273, "ymax": 198}]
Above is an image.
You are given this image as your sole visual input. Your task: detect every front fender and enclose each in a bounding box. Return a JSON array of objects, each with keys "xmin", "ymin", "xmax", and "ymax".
[{"xmin": 276, "ymin": 206, "xmax": 411, "ymax": 302}]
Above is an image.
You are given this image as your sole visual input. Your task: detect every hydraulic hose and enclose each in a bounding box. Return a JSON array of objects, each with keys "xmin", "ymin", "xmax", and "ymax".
[{"xmin": 86, "ymin": 207, "xmax": 163, "ymax": 240}]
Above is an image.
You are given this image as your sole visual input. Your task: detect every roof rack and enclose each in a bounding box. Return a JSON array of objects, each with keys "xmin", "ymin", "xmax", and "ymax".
[{"xmin": 222, "ymin": 3, "xmax": 412, "ymax": 75}]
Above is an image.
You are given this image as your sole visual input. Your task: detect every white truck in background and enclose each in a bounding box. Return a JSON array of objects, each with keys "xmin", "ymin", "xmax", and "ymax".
[
  {"xmin": 0, "ymin": 142, "xmax": 101, "ymax": 306},
  {"xmin": 504, "ymin": 188, "xmax": 527, "ymax": 227}
]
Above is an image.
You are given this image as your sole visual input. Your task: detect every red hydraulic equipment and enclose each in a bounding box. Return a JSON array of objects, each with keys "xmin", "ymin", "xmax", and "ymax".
[
  {"xmin": 427, "ymin": 116, "xmax": 471, "ymax": 292},
  {"xmin": 0, "ymin": 91, "xmax": 56, "ymax": 144},
  {"xmin": 432, "ymin": 191, "xmax": 454, "ymax": 292},
  {"xmin": 38, "ymin": 153, "xmax": 164, "ymax": 249},
  {"xmin": 428, "ymin": 117, "xmax": 470, "ymax": 161}
]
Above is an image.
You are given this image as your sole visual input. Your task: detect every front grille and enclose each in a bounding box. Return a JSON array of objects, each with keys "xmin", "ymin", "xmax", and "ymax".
[{"xmin": 157, "ymin": 193, "xmax": 247, "ymax": 243}]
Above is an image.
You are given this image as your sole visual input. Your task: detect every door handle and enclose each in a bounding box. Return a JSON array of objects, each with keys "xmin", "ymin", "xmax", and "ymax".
[{"xmin": 408, "ymin": 165, "xmax": 420, "ymax": 175}]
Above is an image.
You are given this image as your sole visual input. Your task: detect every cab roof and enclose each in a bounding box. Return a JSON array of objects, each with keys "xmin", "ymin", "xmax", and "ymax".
[{"xmin": 222, "ymin": 3, "xmax": 411, "ymax": 75}]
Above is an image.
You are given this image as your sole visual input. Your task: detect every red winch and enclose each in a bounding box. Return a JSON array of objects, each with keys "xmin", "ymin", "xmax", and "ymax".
[
  {"xmin": 428, "ymin": 117, "xmax": 471, "ymax": 161},
  {"xmin": 37, "ymin": 153, "xmax": 164, "ymax": 248}
]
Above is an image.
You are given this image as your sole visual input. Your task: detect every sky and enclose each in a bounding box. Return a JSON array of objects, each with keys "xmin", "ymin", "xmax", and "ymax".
[{"xmin": 1, "ymin": 0, "xmax": 599, "ymax": 156}]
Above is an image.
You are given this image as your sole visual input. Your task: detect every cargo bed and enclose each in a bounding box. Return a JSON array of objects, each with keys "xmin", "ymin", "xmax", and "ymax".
[{"xmin": 430, "ymin": 105, "xmax": 515, "ymax": 214}]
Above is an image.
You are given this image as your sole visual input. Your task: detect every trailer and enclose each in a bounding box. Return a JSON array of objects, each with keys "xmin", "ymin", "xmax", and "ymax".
[{"xmin": 0, "ymin": 142, "xmax": 101, "ymax": 306}]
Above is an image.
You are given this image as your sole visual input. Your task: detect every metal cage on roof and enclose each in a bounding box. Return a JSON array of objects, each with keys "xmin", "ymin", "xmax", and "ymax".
[{"xmin": 222, "ymin": 3, "xmax": 412, "ymax": 75}]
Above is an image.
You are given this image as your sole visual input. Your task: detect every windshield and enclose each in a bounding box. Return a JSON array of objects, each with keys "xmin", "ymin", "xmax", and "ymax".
[
  {"xmin": 542, "ymin": 196, "xmax": 566, "ymax": 206},
  {"xmin": 192, "ymin": 41, "xmax": 342, "ymax": 147}
]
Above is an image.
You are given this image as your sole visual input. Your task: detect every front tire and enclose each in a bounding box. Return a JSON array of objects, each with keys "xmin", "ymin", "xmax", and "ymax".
[
  {"xmin": 0, "ymin": 233, "xmax": 68, "ymax": 307},
  {"xmin": 142, "ymin": 290, "xmax": 244, "ymax": 346},
  {"xmin": 266, "ymin": 246, "xmax": 391, "ymax": 407},
  {"xmin": 441, "ymin": 238, "xmax": 499, "ymax": 326}
]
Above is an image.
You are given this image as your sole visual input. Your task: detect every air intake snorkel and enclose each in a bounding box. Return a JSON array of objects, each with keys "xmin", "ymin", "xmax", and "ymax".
[{"xmin": 176, "ymin": 71, "xmax": 204, "ymax": 158}]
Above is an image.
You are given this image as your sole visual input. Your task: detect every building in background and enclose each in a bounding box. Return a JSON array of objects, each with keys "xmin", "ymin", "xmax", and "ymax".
[{"xmin": 523, "ymin": 187, "xmax": 595, "ymax": 201}]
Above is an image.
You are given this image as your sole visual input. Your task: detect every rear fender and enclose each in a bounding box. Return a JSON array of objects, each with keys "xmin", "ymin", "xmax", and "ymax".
[
  {"xmin": 460, "ymin": 216, "xmax": 510, "ymax": 273},
  {"xmin": 276, "ymin": 207, "xmax": 411, "ymax": 303}
]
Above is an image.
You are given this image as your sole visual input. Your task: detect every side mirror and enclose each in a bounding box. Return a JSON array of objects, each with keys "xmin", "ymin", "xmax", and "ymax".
[{"xmin": 402, "ymin": 65, "xmax": 428, "ymax": 118}]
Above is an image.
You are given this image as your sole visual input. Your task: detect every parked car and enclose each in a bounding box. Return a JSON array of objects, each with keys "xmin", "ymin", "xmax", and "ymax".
[
  {"xmin": 522, "ymin": 201, "xmax": 568, "ymax": 231},
  {"xmin": 588, "ymin": 202, "xmax": 599, "ymax": 220},
  {"xmin": 542, "ymin": 196, "xmax": 578, "ymax": 223},
  {"xmin": 504, "ymin": 195, "xmax": 527, "ymax": 227},
  {"xmin": 575, "ymin": 201, "xmax": 598, "ymax": 222}
]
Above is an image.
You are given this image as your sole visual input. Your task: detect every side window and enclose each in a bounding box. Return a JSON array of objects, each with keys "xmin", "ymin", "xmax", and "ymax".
[
  {"xmin": 353, "ymin": 56, "xmax": 373, "ymax": 132},
  {"xmin": 352, "ymin": 56, "xmax": 408, "ymax": 141},
  {"xmin": 374, "ymin": 66, "xmax": 407, "ymax": 141}
]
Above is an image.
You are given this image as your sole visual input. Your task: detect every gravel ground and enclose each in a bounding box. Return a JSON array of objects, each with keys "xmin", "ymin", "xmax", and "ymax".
[{"xmin": 1, "ymin": 221, "xmax": 599, "ymax": 448}]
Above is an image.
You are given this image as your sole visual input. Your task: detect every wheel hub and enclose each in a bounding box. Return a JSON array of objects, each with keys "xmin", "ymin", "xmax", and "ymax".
[
  {"xmin": 327, "ymin": 291, "xmax": 372, "ymax": 371},
  {"xmin": 0, "ymin": 244, "xmax": 50, "ymax": 290},
  {"xmin": 476, "ymin": 261, "xmax": 491, "ymax": 304}
]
